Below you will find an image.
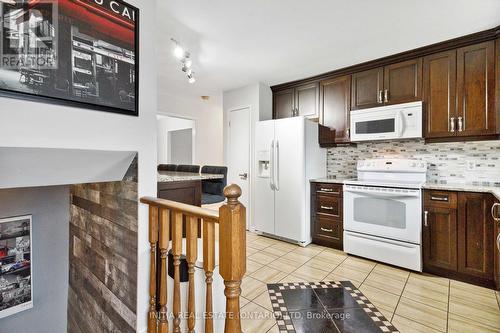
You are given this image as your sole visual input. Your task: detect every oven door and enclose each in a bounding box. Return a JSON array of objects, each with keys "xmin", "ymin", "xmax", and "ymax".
[{"xmin": 343, "ymin": 184, "xmax": 422, "ymax": 244}]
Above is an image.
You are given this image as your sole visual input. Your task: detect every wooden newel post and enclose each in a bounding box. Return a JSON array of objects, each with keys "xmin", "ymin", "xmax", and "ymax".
[
  {"xmin": 148, "ymin": 206, "xmax": 159, "ymax": 333},
  {"xmin": 219, "ymin": 184, "xmax": 246, "ymax": 333}
]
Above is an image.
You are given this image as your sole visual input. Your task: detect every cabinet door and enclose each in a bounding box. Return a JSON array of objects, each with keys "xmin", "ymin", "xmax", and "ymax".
[
  {"xmin": 495, "ymin": 211, "xmax": 500, "ymax": 289},
  {"xmin": 273, "ymin": 88, "xmax": 294, "ymax": 119},
  {"xmin": 383, "ymin": 58, "xmax": 422, "ymax": 105},
  {"xmin": 320, "ymin": 75, "xmax": 351, "ymax": 143},
  {"xmin": 423, "ymin": 206, "xmax": 458, "ymax": 272},
  {"xmin": 295, "ymin": 82, "xmax": 319, "ymax": 118},
  {"xmin": 423, "ymin": 50, "xmax": 457, "ymax": 138},
  {"xmin": 457, "ymin": 192, "xmax": 495, "ymax": 281},
  {"xmin": 351, "ymin": 67, "xmax": 384, "ymax": 110},
  {"xmin": 456, "ymin": 41, "xmax": 496, "ymax": 136}
]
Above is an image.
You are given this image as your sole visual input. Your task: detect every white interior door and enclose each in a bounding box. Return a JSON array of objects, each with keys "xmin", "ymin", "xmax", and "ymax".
[{"xmin": 228, "ymin": 107, "xmax": 251, "ymax": 227}]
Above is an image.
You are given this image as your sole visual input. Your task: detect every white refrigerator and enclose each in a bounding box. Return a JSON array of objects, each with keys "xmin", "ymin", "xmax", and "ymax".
[{"xmin": 253, "ymin": 117, "xmax": 326, "ymax": 246}]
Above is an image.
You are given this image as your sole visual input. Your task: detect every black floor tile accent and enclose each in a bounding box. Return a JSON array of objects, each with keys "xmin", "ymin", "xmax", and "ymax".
[{"xmin": 267, "ymin": 281, "xmax": 399, "ymax": 333}]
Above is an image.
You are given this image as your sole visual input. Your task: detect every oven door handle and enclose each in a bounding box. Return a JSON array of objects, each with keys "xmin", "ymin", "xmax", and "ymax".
[{"xmin": 344, "ymin": 188, "xmax": 420, "ymax": 198}]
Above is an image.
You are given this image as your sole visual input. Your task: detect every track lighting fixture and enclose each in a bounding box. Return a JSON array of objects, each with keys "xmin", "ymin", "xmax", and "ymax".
[{"xmin": 171, "ymin": 38, "xmax": 196, "ymax": 83}]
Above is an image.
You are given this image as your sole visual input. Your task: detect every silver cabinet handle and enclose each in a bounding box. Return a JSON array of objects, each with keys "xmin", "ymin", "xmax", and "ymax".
[
  {"xmin": 378, "ymin": 90, "xmax": 383, "ymax": 104},
  {"xmin": 319, "ymin": 188, "xmax": 340, "ymax": 194},
  {"xmin": 431, "ymin": 196, "xmax": 448, "ymax": 202},
  {"xmin": 321, "ymin": 227, "xmax": 333, "ymax": 233},
  {"xmin": 450, "ymin": 117, "xmax": 455, "ymax": 132},
  {"xmin": 345, "ymin": 128, "xmax": 350, "ymax": 138},
  {"xmin": 384, "ymin": 89, "xmax": 389, "ymax": 103},
  {"xmin": 320, "ymin": 206, "xmax": 334, "ymax": 210},
  {"xmin": 491, "ymin": 203, "xmax": 500, "ymax": 221},
  {"xmin": 424, "ymin": 211, "xmax": 429, "ymax": 227},
  {"xmin": 457, "ymin": 116, "xmax": 463, "ymax": 132},
  {"xmin": 497, "ymin": 233, "xmax": 500, "ymax": 252}
]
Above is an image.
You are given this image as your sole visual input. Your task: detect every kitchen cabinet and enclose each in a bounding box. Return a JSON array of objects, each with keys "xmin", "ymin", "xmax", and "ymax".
[
  {"xmin": 456, "ymin": 41, "xmax": 496, "ymax": 137},
  {"xmin": 351, "ymin": 59, "xmax": 421, "ymax": 110},
  {"xmin": 351, "ymin": 68, "xmax": 384, "ymax": 110},
  {"xmin": 273, "ymin": 83, "xmax": 319, "ymax": 119},
  {"xmin": 494, "ymin": 200, "xmax": 500, "ymax": 288},
  {"xmin": 423, "ymin": 190, "xmax": 496, "ymax": 288},
  {"xmin": 311, "ymin": 182, "xmax": 343, "ymax": 250},
  {"xmin": 423, "ymin": 50, "xmax": 457, "ymax": 138},
  {"xmin": 319, "ymin": 75, "xmax": 351, "ymax": 146}
]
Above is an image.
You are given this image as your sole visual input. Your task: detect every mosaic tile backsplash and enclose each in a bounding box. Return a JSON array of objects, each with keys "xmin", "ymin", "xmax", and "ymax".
[{"xmin": 327, "ymin": 139, "xmax": 500, "ymax": 186}]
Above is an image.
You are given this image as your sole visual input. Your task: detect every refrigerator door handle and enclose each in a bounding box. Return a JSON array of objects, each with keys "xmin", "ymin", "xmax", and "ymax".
[
  {"xmin": 270, "ymin": 140, "xmax": 275, "ymax": 190},
  {"xmin": 275, "ymin": 140, "xmax": 280, "ymax": 191}
]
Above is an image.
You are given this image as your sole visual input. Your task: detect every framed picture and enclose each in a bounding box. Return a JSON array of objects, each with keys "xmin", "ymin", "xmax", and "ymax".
[
  {"xmin": 0, "ymin": 215, "xmax": 33, "ymax": 319},
  {"xmin": 0, "ymin": 0, "xmax": 139, "ymax": 116}
]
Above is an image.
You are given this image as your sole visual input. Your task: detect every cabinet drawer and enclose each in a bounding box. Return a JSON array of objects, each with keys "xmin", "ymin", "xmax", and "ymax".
[
  {"xmin": 314, "ymin": 217, "xmax": 344, "ymax": 242},
  {"xmin": 315, "ymin": 183, "xmax": 343, "ymax": 196},
  {"xmin": 424, "ymin": 190, "xmax": 457, "ymax": 209},
  {"xmin": 316, "ymin": 194, "xmax": 342, "ymax": 219}
]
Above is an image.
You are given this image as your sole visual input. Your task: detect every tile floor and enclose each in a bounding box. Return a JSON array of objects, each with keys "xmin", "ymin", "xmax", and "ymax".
[{"xmin": 240, "ymin": 231, "xmax": 500, "ymax": 333}]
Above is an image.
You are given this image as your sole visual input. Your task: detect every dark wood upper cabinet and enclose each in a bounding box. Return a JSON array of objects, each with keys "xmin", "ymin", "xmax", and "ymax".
[
  {"xmin": 295, "ymin": 82, "xmax": 319, "ymax": 118},
  {"xmin": 351, "ymin": 67, "xmax": 384, "ymax": 110},
  {"xmin": 456, "ymin": 41, "xmax": 496, "ymax": 136},
  {"xmin": 383, "ymin": 58, "xmax": 422, "ymax": 105},
  {"xmin": 457, "ymin": 192, "xmax": 495, "ymax": 281},
  {"xmin": 423, "ymin": 50, "xmax": 457, "ymax": 138},
  {"xmin": 273, "ymin": 83, "xmax": 319, "ymax": 119},
  {"xmin": 273, "ymin": 88, "xmax": 295, "ymax": 119},
  {"xmin": 423, "ymin": 206, "xmax": 458, "ymax": 272},
  {"xmin": 319, "ymin": 75, "xmax": 351, "ymax": 144}
]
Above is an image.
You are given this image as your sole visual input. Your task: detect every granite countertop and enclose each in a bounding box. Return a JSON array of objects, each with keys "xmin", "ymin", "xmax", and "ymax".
[
  {"xmin": 310, "ymin": 177, "xmax": 353, "ymax": 184},
  {"xmin": 423, "ymin": 182, "xmax": 500, "ymax": 201},
  {"xmin": 158, "ymin": 171, "xmax": 224, "ymax": 182}
]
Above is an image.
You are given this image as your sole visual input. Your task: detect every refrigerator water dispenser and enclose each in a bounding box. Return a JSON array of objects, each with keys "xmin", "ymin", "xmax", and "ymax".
[{"xmin": 257, "ymin": 150, "xmax": 270, "ymax": 178}]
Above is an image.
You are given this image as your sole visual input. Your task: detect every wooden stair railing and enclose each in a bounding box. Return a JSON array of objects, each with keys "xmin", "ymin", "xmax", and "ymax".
[{"xmin": 141, "ymin": 184, "xmax": 246, "ymax": 333}]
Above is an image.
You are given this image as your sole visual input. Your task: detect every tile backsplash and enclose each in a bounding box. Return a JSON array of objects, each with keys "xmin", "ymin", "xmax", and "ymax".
[{"xmin": 327, "ymin": 139, "xmax": 500, "ymax": 186}]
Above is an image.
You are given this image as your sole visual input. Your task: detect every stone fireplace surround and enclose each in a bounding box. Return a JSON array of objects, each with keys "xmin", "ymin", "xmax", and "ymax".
[{"xmin": 0, "ymin": 147, "xmax": 138, "ymax": 333}]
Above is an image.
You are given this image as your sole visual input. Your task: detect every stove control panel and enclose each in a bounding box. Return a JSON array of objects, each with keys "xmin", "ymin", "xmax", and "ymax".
[{"xmin": 357, "ymin": 159, "xmax": 427, "ymax": 173}]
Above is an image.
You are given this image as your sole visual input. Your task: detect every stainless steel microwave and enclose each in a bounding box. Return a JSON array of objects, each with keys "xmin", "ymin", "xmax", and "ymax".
[{"xmin": 350, "ymin": 102, "xmax": 423, "ymax": 142}]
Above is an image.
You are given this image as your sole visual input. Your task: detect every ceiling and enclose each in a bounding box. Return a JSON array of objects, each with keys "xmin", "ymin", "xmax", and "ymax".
[{"xmin": 157, "ymin": 0, "xmax": 500, "ymax": 100}]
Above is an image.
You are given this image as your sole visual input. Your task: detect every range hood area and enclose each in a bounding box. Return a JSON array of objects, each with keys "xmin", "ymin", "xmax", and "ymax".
[{"xmin": 0, "ymin": 147, "xmax": 136, "ymax": 189}]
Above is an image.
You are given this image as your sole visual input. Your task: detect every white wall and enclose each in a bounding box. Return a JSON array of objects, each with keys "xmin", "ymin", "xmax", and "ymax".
[
  {"xmin": 222, "ymin": 82, "xmax": 272, "ymax": 228},
  {"xmin": 157, "ymin": 115, "xmax": 195, "ymax": 164},
  {"xmin": 158, "ymin": 92, "xmax": 224, "ymax": 166},
  {"xmin": 0, "ymin": 1, "xmax": 157, "ymax": 331}
]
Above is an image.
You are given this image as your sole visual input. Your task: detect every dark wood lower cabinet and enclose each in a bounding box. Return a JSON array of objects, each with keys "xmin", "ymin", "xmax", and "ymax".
[
  {"xmin": 311, "ymin": 182, "xmax": 343, "ymax": 250},
  {"xmin": 423, "ymin": 190, "xmax": 497, "ymax": 289}
]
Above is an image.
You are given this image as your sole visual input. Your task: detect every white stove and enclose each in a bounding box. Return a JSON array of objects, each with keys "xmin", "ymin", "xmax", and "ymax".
[{"xmin": 343, "ymin": 158, "xmax": 427, "ymax": 271}]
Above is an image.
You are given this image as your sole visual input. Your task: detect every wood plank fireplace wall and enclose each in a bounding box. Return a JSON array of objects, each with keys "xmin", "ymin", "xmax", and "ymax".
[{"xmin": 68, "ymin": 156, "xmax": 138, "ymax": 333}]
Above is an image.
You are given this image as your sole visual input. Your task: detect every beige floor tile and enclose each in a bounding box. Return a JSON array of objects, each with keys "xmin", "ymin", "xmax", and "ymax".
[
  {"xmin": 315, "ymin": 248, "xmax": 348, "ymax": 265},
  {"xmin": 246, "ymin": 259, "xmax": 264, "ymax": 274},
  {"xmin": 283, "ymin": 252, "xmax": 311, "ymax": 265},
  {"xmin": 359, "ymin": 284, "xmax": 400, "ymax": 313},
  {"xmin": 266, "ymin": 242, "xmax": 298, "ymax": 252},
  {"xmin": 409, "ymin": 272, "xmax": 449, "ymax": 287},
  {"xmin": 268, "ymin": 257, "xmax": 303, "ymax": 274},
  {"xmin": 340, "ymin": 256, "xmax": 376, "ymax": 273},
  {"xmin": 248, "ymin": 252, "xmax": 278, "ymax": 265},
  {"xmin": 261, "ymin": 246, "xmax": 290, "ymax": 257},
  {"xmin": 240, "ymin": 302, "xmax": 275, "ymax": 333},
  {"xmin": 246, "ymin": 246, "xmax": 259, "ymax": 256},
  {"xmin": 250, "ymin": 266, "xmax": 288, "ymax": 284},
  {"xmin": 448, "ymin": 313, "xmax": 500, "ymax": 333},
  {"xmin": 241, "ymin": 276, "xmax": 268, "ymax": 300},
  {"xmin": 450, "ymin": 280, "xmax": 499, "ymax": 311},
  {"xmin": 241, "ymin": 296, "xmax": 251, "ymax": 307},
  {"xmin": 395, "ymin": 297, "xmax": 447, "ymax": 332},
  {"xmin": 302, "ymin": 257, "xmax": 338, "ymax": 273},
  {"xmin": 279, "ymin": 274, "xmax": 311, "ymax": 283},
  {"xmin": 253, "ymin": 290, "xmax": 274, "ymax": 311},
  {"xmin": 325, "ymin": 273, "xmax": 362, "ymax": 288},
  {"xmin": 376, "ymin": 306, "xmax": 394, "ymax": 322},
  {"xmin": 247, "ymin": 240, "xmax": 271, "ymax": 250},
  {"xmin": 291, "ymin": 245, "xmax": 323, "ymax": 257},
  {"xmin": 402, "ymin": 273, "xmax": 449, "ymax": 309},
  {"xmin": 291, "ymin": 265, "xmax": 329, "ymax": 281},
  {"xmin": 372, "ymin": 263, "xmax": 410, "ymax": 281},
  {"xmin": 391, "ymin": 314, "xmax": 441, "ymax": 333},
  {"xmin": 363, "ymin": 270, "xmax": 407, "ymax": 295},
  {"xmin": 331, "ymin": 264, "xmax": 370, "ymax": 282},
  {"xmin": 449, "ymin": 295, "xmax": 500, "ymax": 329}
]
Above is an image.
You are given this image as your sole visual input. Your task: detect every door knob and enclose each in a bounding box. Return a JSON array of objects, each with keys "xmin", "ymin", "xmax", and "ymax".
[{"xmin": 238, "ymin": 173, "xmax": 248, "ymax": 180}]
